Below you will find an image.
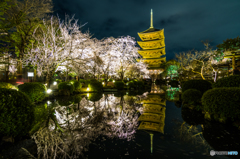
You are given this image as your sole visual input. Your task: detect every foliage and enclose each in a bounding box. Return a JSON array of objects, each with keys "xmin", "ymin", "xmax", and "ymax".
[
  {"xmin": 114, "ymin": 81, "xmax": 124, "ymax": 90},
  {"xmin": 79, "ymin": 79, "xmax": 86, "ymax": 84},
  {"xmin": 0, "ymin": 82, "xmax": 18, "ymax": 90},
  {"xmin": 88, "ymin": 93, "xmax": 103, "ymax": 101},
  {"xmin": 202, "ymin": 88, "xmax": 240, "ymax": 120},
  {"xmin": 108, "ymin": 79, "xmax": 113, "ymax": 82},
  {"xmin": 0, "ymin": 0, "xmax": 53, "ymax": 56},
  {"xmin": 182, "ymin": 80, "xmax": 212, "ymax": 95},
  {"xmin": 137, "ymin": 81, "xmax": 145, "ymax": 89},
  {"xmin": 127, "ymin": 81, "xmax": 135, "ymax": 90},
  {"xmin": 0, "ymin": 88, "xmax": 34, "ymax": 137},
  {"xmin": 58, "ymin": 82, "xmax": 74, "ymax": 95},
  {"xmin": 217, "ymin": 36, "xmax": 240, "ymax": 52},
  {"xmin": 88, "ymin": 81, "xmax": 103, "ymax": 92},
  {"xmin": 212, "ymin": 75, "xmax": 240, "ymax": 88},
  {"xmin": 18, "ymin": 82, "xmax": 47, "ymax": 103},
  {"xmin": 182, "ymin": 89, "xmax": 202, "ymax": 109},
  {"xmin": 70, "ymin": 80, "xmax": 82, "ymax": 93},
  {"xmin": 162, "ymin": 60, "xmax": 180, "ymax": 78}
]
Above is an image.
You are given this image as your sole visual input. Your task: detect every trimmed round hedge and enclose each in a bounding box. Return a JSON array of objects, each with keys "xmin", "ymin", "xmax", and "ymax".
[
  {"xmin": 114, "ymin": 81, "xmax": 124, "ymax": 90},
  {"xmin": 58, "ymin": 82, "xmax": 74, "ymax": 95},
  {"xmin": 182, "ymin": 80, "xmax": 212, "ymax": 95},
  {"xmin": 202, "ymin": 87, "xmax": 240, "ymax": 120},
  {"xmin": 88, "ymin": 81, "xmax": 103, "ymax": 92},
  {"xmin": 182, "ymin": 89, "xmax": 202, "ymax": 110},
  {"xmin": 0, "ymin": 88, "xmax": 35, "ymax": 137},
  {"xmin": 18, "ymin": 82, "xmax": 47, "ymax": 103},
  {"xmin": 70, "ymin": 80, "xmax": 82, "ymax": 93},
  {"xmin": 0, "ymin": 82, "xmax": 18, "ymax": 90},
  {"xmin": 212, "ymin": 75, "xmax": 240, "ymax": 88},
  {"xmin": 127, "ymin": 81, "xmax": 135, "ymax": 90}
]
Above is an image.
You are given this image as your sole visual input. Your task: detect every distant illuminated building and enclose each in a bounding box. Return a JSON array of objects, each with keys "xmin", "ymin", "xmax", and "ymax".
[{"xmin": 137, "ymin": 9, "xmax": 166, "ymax": 77}]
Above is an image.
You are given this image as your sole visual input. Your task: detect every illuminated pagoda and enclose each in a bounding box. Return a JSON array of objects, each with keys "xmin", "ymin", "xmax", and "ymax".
[
  {"xmin": 138, "ymin": 94, "xmax": 166, "ymax": 153},
  {"xmin": 137, "ymin": 9, "xmax": 166, "ymax": 76}
]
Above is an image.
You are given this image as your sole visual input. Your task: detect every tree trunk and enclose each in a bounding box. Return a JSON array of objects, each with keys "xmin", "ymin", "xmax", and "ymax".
[{"xmin": 200, "ymin": 66, "xmax": 205, "ymax": 80}]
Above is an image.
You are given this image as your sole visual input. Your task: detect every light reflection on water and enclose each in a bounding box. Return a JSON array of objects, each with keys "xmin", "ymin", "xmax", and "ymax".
[{"xmin": 33, "ymin": 89, "xmax": 237, "ymax": 159}]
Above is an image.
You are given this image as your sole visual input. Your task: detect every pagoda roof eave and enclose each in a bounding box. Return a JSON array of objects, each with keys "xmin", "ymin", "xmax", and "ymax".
[
  {"xmin": 138, "ymin": 27, "xmax": 163, "ymax": 34},
  {"xmin": 138, "ymin": 48, "xmax": 165, "ymax": 52},
  {"xmin": 142, "ymin": 57, "xmax": 166, "ymax": 60}
]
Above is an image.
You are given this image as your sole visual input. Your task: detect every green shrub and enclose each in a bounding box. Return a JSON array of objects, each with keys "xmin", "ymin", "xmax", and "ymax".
[
  {"xmin": 137, "ymin": 81, "xmax": 145, "ymax": 89},
  {"xmin": 202, "ymin": 87, "xmax": 240, "ymax": 120},
  {"xmin": 58, "ymin": 82, "xmax": 74, "ymax": 95},
  {"xmin": 0, "ymin": 88, "xmax": 34, "ymax": 137},
  {"xmin": 182, "ymin": 89, "xmax": 202, "ymax": 110},
  {"xmin": 88, "ymin": 81, "xmax": 103, "ymax": 92},
  {"xmin": 108, "ymin": 79, "xmax": 113, "ymax": 82},
  {"xmin": 212, "ymin": 75, "xmax": 240, "ymax": 88},
  {"xmin": 114, "ymin": 81, "xmax": 124, "ymax": 90},
  {"xmin": 88, "ymin": 93, "xmax": 103, "ymax": 101},
  {"xmin": 127, "ymin": 81, "xmax": 135, "ymax": 89},
  {"xmin": 70, "ymin": 80, "xmax": 82, "ymax": 93},
  {"xmin": 0, "ymin": 82, "xmax": 18, "ymax": 90},
  {"xmin": 182, "ymin": 80, "xmax": 212, "ymax": 95},
  {"xmin": 123, "ymin": 79, "xmax": 128, "ymax": 83},
  {"xmin": 18, "ymin": 82, "xmax": 47, "ymax": 103},
  {"xmin": 79, "ymin": 79, "xmax": 86, "ymax": 84}
]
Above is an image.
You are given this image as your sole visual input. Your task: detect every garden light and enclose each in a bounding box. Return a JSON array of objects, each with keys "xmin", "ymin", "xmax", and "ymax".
[
  {"xmin": 113, "ymin": 80, "xmax": 115, "ymax": 83},
  {"xmin": 87, "ymin": 93, "xmax": 89, "ymax": 97},
  {"xmin": 53, "ymin": 81, "xmax": 57, "ymax": 85},
  {"xmin": 87, "ymin": 87, "xmax": 89, "ymax": 91},
  {"xmin": 102, "ymin": 82, "xmax": 104, "ymax": 85},
  {"xmin": 47, "ymin": 89, "xmax": 52, "ymax": 94}
]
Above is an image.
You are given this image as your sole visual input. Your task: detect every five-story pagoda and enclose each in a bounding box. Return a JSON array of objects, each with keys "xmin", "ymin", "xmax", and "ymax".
[{"xmin": 137, "ymin": 9, "xmax": 166, "ymax": 75}]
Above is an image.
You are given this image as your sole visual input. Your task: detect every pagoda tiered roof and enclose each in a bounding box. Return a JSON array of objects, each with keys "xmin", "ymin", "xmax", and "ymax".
[
  {"xmin": 138, "ymin": 48, "xmax": 166, "ymax": 58},
  {"xmin": 138, "ymin": 29, "xmax": 164, "ymax": 41}
]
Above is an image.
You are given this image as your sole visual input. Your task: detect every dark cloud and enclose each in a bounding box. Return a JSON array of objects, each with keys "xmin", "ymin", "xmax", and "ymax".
[{"xmin": 52, "ymin": 0, "xmax": 240, "ymax": 60}]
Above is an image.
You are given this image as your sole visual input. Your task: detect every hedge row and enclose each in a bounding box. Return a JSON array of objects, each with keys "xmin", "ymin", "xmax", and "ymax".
[{"xmin": 202, "ymin": 87, "xmax": 240, "ymax": 121}]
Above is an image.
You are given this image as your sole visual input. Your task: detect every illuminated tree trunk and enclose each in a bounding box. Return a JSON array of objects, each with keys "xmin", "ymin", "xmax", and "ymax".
[{"xmin": 200, "ymin": 66, "xmax": 205, "ymax": 80}]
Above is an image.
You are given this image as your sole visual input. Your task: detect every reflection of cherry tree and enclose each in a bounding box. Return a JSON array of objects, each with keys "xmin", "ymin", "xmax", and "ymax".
[{"xmin": 32, "ymin": 94, "xmax": 141, "ymax": 158}]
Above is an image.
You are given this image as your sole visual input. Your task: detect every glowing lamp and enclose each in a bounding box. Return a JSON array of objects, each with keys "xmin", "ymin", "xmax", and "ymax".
[
  {"xmin": 87, "ymin": 93, "xmax": 89, "ymax": 97},
  {"xmin": 53, "ymin": 81, "xmax": 57, "ymax": 85},
  {"xmin": 113, "ymin": 80, "xmax": 115, "ymax": 83},
  {"xmin": 87, "ymin": 87, "xmax": 90, "ymax": 91},
  {"xmin": 102, "ymin": 82, "xmax": 104, "ymax": 85},
  {"xmin": 47, "ymin": 89, "xmax": 52, "ymax": 94}
]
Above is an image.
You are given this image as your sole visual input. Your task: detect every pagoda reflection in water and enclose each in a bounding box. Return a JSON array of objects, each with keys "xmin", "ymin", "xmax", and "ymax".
[{"xmin": 138, "ymin": 91, "xmax": 166, "ymax": 153}]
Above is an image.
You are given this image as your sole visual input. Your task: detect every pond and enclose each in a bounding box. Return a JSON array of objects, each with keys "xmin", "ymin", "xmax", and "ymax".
[{"xmin": 32, "ymin": 88, "xmax": 238, "ymax": 159}]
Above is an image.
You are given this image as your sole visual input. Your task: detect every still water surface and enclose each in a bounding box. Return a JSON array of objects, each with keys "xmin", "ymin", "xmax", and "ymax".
[{"xmin": 35, "ymin": 91, "xmax": 238, "ymax": 159}]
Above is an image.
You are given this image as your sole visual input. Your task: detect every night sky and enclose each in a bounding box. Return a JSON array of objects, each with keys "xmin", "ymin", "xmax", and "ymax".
[{"xmin": 52, "ymin": 0, "xmax": 240, "ymax": 60}]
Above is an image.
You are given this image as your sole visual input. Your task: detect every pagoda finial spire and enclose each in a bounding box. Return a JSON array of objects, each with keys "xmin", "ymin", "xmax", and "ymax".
[{"xmin": 150, "ymin": 9, "xmax": 153, "ymax": 28}]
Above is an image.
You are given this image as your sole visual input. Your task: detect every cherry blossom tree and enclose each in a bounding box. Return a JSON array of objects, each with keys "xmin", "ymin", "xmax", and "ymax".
[
  {"xmin": 112, "ymin": 36, "xmax": 140, "ymax": 80},
  {"xmin": 24, "ymin": 15, "xmax": 92, "ymax": 87}
]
